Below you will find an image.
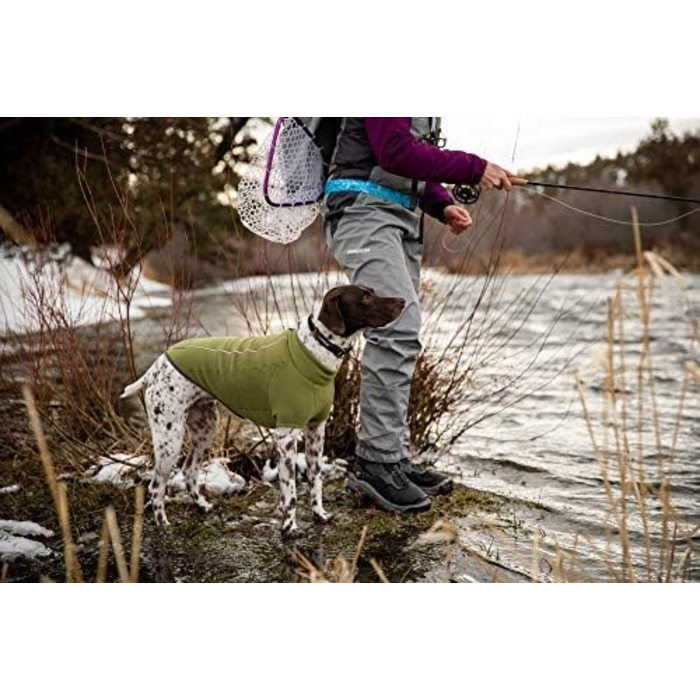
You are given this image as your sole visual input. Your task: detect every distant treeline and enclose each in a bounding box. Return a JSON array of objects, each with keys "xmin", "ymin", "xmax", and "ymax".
[{"xmin": 422, "ymin": 118, "xmax": 700, "ymax": 273}]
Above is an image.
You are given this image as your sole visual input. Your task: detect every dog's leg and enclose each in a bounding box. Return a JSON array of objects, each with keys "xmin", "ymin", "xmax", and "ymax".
[
  {"xmin": 275, "ymin": 427, "xmax": 299, "ymax": 536},
  {"xmin": 183, "ymin": 399, "xmax": 218, "ymax": 513},
  {"xmin": 144, "ymin": 358, "xmax": 193, "ymax": 526},
  {"xmin": 147, "ymin": 401, "xmax": 185, "ymax": 528},
  {"xmin": 305, "ymin": 421, "xmax": 331, "ymax": 522}
]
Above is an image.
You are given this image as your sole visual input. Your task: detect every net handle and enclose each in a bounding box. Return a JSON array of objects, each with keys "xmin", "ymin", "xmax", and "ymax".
[{"xmin": 263, "ymin": 117, "xmax": 324, "ymax": 209}]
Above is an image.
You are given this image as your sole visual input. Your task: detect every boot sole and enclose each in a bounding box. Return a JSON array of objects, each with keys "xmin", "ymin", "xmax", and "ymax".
[
  {"xmin": 413, "ymin": 478, "xmax": 454, "ymax": 497},
  {"xmin": 347, "ymin": 475, "xmax": 431, "ymax": 513}
]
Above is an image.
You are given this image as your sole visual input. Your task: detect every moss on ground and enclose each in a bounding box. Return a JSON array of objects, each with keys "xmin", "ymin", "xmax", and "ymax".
[{"xmin": 1, "ymin": 453, "xmax": 514, "ymax": 583}]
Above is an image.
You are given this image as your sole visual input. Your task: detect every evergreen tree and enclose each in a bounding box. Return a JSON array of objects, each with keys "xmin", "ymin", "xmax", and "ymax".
[{"xmin": 0, "ymin": 117, "xmax": 257, "ymax": 264}]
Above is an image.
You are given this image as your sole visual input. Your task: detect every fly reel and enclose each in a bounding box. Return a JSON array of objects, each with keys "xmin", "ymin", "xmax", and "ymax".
[{"xmin": 452, "ymin": 183, "xmax": 481, "ymax": 205}]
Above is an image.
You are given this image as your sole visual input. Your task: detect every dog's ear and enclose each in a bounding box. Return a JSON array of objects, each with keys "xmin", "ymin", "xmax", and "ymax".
[{"xmin": 319, "ymin": 289, "xmax": 346, "ymax": 336}]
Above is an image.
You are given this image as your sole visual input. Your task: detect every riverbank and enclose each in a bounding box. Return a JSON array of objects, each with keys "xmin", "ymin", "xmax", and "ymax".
[
  {"xmin": 2, "ymin": 256, "xmax": 697, "ymax": 582},
  {"xmin": 437, "ymin": 241, "xmax": 700, "ymax": 276},
  {"xmin": 0, "ymin": 451, "xmax": 534, "ymax": 583}
]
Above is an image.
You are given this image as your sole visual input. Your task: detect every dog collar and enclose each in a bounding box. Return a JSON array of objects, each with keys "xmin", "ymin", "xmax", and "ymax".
[{"xmin": 307, "ymin": 315, "xmax": 350, "ymax": 359}]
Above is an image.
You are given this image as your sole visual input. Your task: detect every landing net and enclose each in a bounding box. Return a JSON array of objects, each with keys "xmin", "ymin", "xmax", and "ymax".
[{"xmin": 237, "ymin": 117, "xmax": 324, "ymax": 244}]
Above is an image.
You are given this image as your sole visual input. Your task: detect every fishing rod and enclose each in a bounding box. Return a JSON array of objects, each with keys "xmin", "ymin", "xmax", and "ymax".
[{"xmin": 453, "ymin": 178, "xmax": 700, "ymax": 207}]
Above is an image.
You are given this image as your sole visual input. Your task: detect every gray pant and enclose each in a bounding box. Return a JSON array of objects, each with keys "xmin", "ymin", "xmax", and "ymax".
[{"xmin": 324, "ymin": 194, "xmax": 423, "ymax": 463}]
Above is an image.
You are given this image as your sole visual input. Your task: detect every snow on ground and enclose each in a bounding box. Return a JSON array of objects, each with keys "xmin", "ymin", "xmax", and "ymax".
[
  {"xmin": 0, "ymin": 520, "xmax": 54, "ymax": 538},
  {"xmin": 89, "ymin": 451, "xmax": 345, "ymax": 492},
  {"xmin": 87, "ymin": 453, "xmax": 246, "ymax": 496},
  {"xmin": 169, "ymin": 458, "xmax": 246, "ymax": 496},
  {"xmin": 87, "ymin": 453, "xmax": 150, "ymax": 488},
  {"xmin": 0, "ymin": 533, "xmax": 52, "ymax": 562},
  {"xmin": 0, "ymin": 484, "xmax": 20, "ymax": 495},
  {"xmin": 0, "ymin": 245, "xmax": 173, "ymax": 337},
  {"xmin": 0, "ymin": 520, "xmax": 54, "ymax": 562}
]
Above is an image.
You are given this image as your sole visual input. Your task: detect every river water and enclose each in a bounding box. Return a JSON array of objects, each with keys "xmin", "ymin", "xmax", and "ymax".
[{"xmin": 131, "ymin": 269, "xmax": 699, "ymax": 582}]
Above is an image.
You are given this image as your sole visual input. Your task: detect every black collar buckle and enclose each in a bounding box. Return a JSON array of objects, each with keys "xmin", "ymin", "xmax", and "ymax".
[{"xmin": 308, "ymin": 315, "xmax": 350, "ymax": 359}]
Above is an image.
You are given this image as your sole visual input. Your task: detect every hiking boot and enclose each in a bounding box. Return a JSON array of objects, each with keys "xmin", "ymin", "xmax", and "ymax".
[
  {"xmin": 399, "ymin": 459, "xmax": 454, "ymax": 496},
  {"xmin": 347, "ymin": 456, "xmax": 431, "ymax": 513}
]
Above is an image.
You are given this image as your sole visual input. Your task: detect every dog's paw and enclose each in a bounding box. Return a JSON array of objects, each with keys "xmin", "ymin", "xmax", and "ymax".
[
  {"xmin": 281, "ymin": 521, "xmax": 300, "ymax": 539},
  {"xmin": 153, "ymin": 510, "xmax": 171, "ymax": 527},
  {"xmin": 196, "ymin": 498, "xmax": 214, "ymax": 513},
  {"xmin": 312, "ymin": 508, "xmax": 333, "ymax": 524}
]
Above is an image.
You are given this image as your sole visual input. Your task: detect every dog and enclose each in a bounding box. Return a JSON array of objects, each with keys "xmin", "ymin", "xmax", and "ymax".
[{"xmin": 120, "ymin": 285, "xmax": 405, "ymax": 534}]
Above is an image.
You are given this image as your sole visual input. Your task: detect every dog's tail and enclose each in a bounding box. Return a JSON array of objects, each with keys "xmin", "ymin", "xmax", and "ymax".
[{"xmin": 120, "ymin": 365, "xmax": 154, "ymax": 399}]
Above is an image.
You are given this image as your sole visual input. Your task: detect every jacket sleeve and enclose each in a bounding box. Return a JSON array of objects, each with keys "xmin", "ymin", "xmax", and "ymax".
[
  {"xmin": 422, "ymin": 182, "xmax": 455, "ymax": 222},
  {"xmin": 365, "ymin": 118, "xmax": 487, "ymax": 185}
]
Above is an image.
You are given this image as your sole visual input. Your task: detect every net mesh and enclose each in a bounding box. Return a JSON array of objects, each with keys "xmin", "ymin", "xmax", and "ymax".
[{"xmin": 237, "ymin": 118, "xmax": 324, "ymax": 244}]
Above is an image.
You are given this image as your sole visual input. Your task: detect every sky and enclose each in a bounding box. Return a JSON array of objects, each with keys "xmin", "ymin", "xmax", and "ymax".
[{"xmin": 442, "ymin": 117, "xmax": 700, "ymax": 172}]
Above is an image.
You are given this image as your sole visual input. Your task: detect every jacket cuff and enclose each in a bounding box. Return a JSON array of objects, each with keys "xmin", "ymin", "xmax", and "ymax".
[
  {"xmin": 427, "ymin": 200, "xmax": 451, "ymax": 223},
  {"xmin": 470, "ymin": 155, "xmax": 488, "ymax": 184}
]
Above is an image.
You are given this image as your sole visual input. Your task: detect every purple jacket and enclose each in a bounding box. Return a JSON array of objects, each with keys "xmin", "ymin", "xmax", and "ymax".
[{"xmin": 365, "ymin": 118, "xmax": 487, "ymax": 218}]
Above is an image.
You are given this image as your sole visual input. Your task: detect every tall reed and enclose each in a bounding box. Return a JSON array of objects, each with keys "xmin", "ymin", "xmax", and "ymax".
[{"xmin": 562, "ymin": 208, "xmax": 697, "ymax": 582}]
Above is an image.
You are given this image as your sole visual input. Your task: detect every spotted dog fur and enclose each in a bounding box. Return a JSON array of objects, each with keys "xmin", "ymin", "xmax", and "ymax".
[{"xmin": 121, "ymin": 285, "xmax": 405, "ymax": 535}]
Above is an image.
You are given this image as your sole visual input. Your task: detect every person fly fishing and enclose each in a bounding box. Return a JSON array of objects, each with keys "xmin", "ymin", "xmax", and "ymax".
[
  {"xmin": 323, "ymin": 117, "xmax": 515, "ymax": 512},
  {"xmin": 239, "ymin": 117, "xmax": 700, "ymax": 515}
]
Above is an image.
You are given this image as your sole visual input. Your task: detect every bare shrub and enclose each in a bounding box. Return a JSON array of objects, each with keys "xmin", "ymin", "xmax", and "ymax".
[
  {"xmin": 209, "ymin": 197, "xmax": 573, "ymax": 465},
  {"xmin": 0, "ymin": 170, "xmax": 197, "ymax": 466},
  {"xmin": 3, "ymin": 177, "xmax": 572, "ymax": 483}
]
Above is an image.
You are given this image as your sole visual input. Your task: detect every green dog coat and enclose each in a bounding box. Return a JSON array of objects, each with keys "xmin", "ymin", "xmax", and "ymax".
[{"xmin": 166, "ymin": 329, "xmax": 336, "ymax": 429}]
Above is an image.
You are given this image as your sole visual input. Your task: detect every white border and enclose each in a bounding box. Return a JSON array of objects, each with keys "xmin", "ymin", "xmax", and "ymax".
[
  {"xmin": 3, "ymin": 2, "xmax": 697, "ymax": 113},
  {"xmin": 2, "ymin": 586, "xmax": 698, "ymax": 698}
]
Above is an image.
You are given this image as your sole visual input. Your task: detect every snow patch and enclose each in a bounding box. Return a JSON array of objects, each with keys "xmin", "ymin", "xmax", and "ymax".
[
  {"xmin": 169, "ymin": 459, "xmax": 246, "ymax": 496},
  {"xmin": 87, "ymin": 453, "xmax": 150, "ymax": 488},
  {"xmin": 0, "ymin": 484, "xmax": 20, "ymax": 495},
  {"xmin": 0, "ymin": 533, "xmax": 52, "ymax": 562},
  {"xmin": 0, "ymin": 245, "xmax": 173, "ymax": 337},
  {"xmin": 0, "ymin": 520, "xmax": 54, "ymax": 562},
  {"xmin": 87, "ymin": 453, "xmax": 246, "ymax": 496},
  {"xmin": 0, "ymin": 520, "xmax": 54, "ymax": 538}
]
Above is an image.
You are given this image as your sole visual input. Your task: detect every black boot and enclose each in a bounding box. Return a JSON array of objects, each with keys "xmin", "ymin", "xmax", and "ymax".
[
  {"xmin": 399, "ymin": 459, "xmax": 454, "ymax": 496},
  {"xmin": 348, "ymin": 456, "xmax": 431, "ymax": 513}
]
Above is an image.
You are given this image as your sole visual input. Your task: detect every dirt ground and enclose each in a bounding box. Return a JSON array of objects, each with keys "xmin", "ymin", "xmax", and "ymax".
[
  {"xmin": 0, "ymin": 324, "xmax": 531, "ymax": 583},
  {"xmin": 0, "ymin": 452, "xmax": 531, "ymax": 583}
]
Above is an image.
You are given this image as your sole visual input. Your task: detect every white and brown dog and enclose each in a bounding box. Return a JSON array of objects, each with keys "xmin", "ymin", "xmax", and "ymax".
[{"xmin": 120, "ymin": 285, "xmax": 405, "ymax": 535}]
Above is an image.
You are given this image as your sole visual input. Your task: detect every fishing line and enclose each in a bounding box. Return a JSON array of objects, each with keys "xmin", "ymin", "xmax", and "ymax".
[
  {"xmin": 442, "ymin": 183, "xmax": 700, "ymax": 253},
  {"xmin": 443, "ymin": 118, "xmax": 523, "ymax": 254},
  {"xmin": 440, "ymin": 189, "xmax": 517, "ymax": 254},
  {"xmin": 520, "ymin": 187, "xmax": 700, "ymax": 227},
  {"xmin": 510, "ymin": 118, "xmax": 522, "ymax": 167}
]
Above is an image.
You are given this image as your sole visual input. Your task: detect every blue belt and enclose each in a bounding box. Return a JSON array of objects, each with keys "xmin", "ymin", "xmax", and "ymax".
[{"xmin": 324, "ymin": 179, "xmax": 414, "ymax": 208}]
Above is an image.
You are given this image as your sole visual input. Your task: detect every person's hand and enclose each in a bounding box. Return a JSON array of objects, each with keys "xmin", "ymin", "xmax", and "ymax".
[
  {"xmin": 480, "ymin": 162, "xmax": 516, "ymax": 191},
  {"xmin": 444, "ymin": 205, "xmax": 473, "ymax": 235}
]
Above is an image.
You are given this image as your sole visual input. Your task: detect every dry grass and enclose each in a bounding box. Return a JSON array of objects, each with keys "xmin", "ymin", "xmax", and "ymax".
[
  {"xmin": 19, "ymin": 383, "xmax": 145, "ymax": 583},
  {"xmin": 4, "ymin": 173, "xmax": 695, "ymax": 583},
  {"xmin": 557, "ymin": 208, "xmax": 698, "ymax": 582},
  {"xmin": 286, "ymin": 209, "xmax": 698, "ymax": 585},
  {"xmin": 0, "ymin": 209, "xmax": 201, "ymax": 475}
]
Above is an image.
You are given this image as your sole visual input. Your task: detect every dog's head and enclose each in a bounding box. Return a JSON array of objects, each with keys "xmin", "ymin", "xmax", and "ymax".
[{"xmin": 318, "ymin": 285, "xmax": 406, "ymax": 337}]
